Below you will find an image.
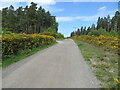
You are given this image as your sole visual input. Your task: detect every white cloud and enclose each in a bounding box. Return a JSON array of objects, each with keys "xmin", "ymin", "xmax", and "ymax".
[
  {"xmin": 56, "ymin": 6, "xmax": 116, "ymax": 22},
  {"xmin": 56, "ymin": 0, "xmax": 119, "ymax": 2},
  {"xmin": 0, "ymin": 0, "xmax": 59, "ymax": 12},
  {"xmin": 0, "ymin": 2, "xmax": 21, "ymax": 10},
  {"xmin": 42, "ymin": 6, "xmax": 64, "ymax": 12},
  {"xmin": 97, "ymin": 6, "xmax": 116, "ymax": 18},
  {"xmin": 0, "ymin": 0, "xmax": 56, "ymax": 5},
  {"xmin": 98, "ymin": 6, "xmax": 106, "ymax": 11},
  {"xmin": 56, "ymin": 17, "xmax": 74, "ymax": 21},
  {"xmin": 29, "ymin": 0, "xmax": 56, "ymax": 5},
  {"xmin": 54, "ymin": 8, "xmax": 64, "ymax": 12},
  {"xmin": 49, "ymin": 8, "xmax": 64, "ymax": 12},
  {"xmin": 76, "ymin": 15, "xmax": 98, "ymax": 21},
  {"xmin": 56, "ymin": 15, "xmax": 99, "ymax": 22},
  {"xmin": 0, "ymin": 0, "xmax": 64, "ymax": 12},
  {"xmin": 0, "ymin": 0, "xmax": 119, "ymax": 9},
  {"xmin": 0, "ymin": 0, "xmax": 56, "ymax": 10},
  {"xmin": 97, "ymin": 6, "xmax": 107, "ymax": 16}
]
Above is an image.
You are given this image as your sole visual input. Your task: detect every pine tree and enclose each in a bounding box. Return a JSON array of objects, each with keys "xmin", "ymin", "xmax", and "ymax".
[{"xmin": 2, "ymin": 2, "xmax": 58, "ymax": 34}]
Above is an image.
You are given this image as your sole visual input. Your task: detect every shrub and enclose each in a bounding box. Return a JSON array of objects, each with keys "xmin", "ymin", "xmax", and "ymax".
[
  {"xmin": 3, "ymin": 28, "xmax": 14, "ymax": 33},
  {"xmin": 109, "ymin": 31, "xmax": 118, "ymax": 37},
  {"xmin": 73, "ymin": 35, "xmax": 119, "ymax": 50},
  {"xmin": 40, "ymin": 32, "xmax": 64, "ymax": 38},
  {"xmin": 88, "ymin": 30, "xmax": 100, "ymax": 36},
  {"xmin": 88, "ymin": 28, "xmax": 113, "ymax": 36},
  {"xmin": 3, "ymin": 30, "xmax": 13, "ymax": 34},
  {"xmin": 45, "ymin": 27, "xmax": 56, "ymax": 32},
  {"xmin": 98, "ymin": 28, "xmax": 109, "ymax": 36},
  {"xmin": 2, "ymin": 33, "xmax": 55, "ymax": 58}
]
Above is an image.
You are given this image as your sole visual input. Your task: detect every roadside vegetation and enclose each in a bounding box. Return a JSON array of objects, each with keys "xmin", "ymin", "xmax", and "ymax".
[
  {"xmin": 40, "ymin": 32, "xmax": 64, "ymax": 39},
  {"xmin": 2, "ymin": 32, "xmax": 64, "ymax": 68},
  {"xmin": 56, "ymin": 38, "xmax": 65, "ymax": 41},
  {"xmin": 73, "ymin": 35, "xmax": 119, "ymax": 51},
  {"xmin": 71, "ymin": 11, "xmax": 120, "ymax": 37},
  {"xmin": 2, "ymin": 2, "xmax": 58, "ymax": 34},
  {"xmin": 2, "ymin": 41, "xmax": 57, "ymax": 68},
  {"xmin": 0, "ymin": 34, "xmax": 1, "ymax": 68},
  {"xmin": 71, "ymin": 11, "xmax": 119, "ymax": 88},
  {"xmin": 1, "ymin": 2, "xmax": 64, "ymax": 68},
  {"xmin": 73, "ymin": 37, "xmax": 118, "ymax": 88},
  {"xmin": 2, "ymin": 33, "xmax": 53, "ymax": 67},
  {"xmin": 1, "ymin": 1, "xmax": 119, "ymax": 88}
]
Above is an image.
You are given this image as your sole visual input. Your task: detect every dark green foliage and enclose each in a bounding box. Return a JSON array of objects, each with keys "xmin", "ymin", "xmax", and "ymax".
[
  {"xmin": 97, "ymin": 27, "xmax": 110, "ymax": 36},
  {"xmin": 45, "ymin": 26, "xmax": 58, "ymax": 33},
  {"xmin": 111, "ymin": 11, "xmax": 120, "ymax": 32},
  {"xmin": 3, "ymin": 30, "xmax": 13, "ymax": 34},
  {"xmin": 91, "ymin": 24, "xmax": 96, "ymax": 30},
  {"xmin": 40, "ymin": 32, "xmax": 64, "ymax": 38},
  {"xmin": 88, "ymin": 30, "xmax": 100, "ymax": 36},
  {"xmin": 70, "ymin": 11, "xmax": 120, "ymax": 37},
  {"xmin": 109, "ymin": 30, "xmax": 118, "ymax": 36},
  {"xmin": 2, "ymin": 2, "xmax": 58, "ymax": 34},
  {"xmin": 87, "ymin": 28, "xmax": 112, "ymax": 36},
  {"xmin": 2, "ymin": 33, "xmax": 55, "ymax": 58}
]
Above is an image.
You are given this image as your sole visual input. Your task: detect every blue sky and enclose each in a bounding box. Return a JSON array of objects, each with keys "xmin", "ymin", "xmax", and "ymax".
[
  {"xmin": 0, "ymin": 0, "xmax": 118, "ymax": 37},
  {"xmin": 53, "ymin": 2, "xmax": 118, "ymax": 36}
]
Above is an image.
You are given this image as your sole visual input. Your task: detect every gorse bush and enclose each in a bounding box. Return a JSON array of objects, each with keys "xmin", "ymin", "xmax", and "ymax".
[
  {"xmin": 40, "ymin": 32, "xmax": 64, "ymax": 38},
  {"xmin": 3, "ymin": 30, "xmax": 13, "ymax": 34},
  {"xmin": 73, "ymin": 35, "xmax": 119, "ymax": 50},
  {"xmin": 2, "ymin": 33, "xmax": 55, "ymax": 58}
]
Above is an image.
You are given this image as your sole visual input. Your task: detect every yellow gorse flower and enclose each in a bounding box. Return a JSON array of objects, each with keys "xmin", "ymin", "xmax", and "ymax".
[
  {"xmin": 114, "ymin": 78, "xmax": 120, "ymax": 84},
  {"xmin": 2, "ymin": 33, "xmax": 55, "ymax": 57},
  {"xmin": 73, "ymin": 35, "xmax": 119, "ymax": 50}
]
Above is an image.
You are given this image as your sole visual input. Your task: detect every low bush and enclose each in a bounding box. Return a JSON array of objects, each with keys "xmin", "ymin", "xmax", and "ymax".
[
  {"xmin": 88, "ymin": 30, "xmax": 100, "ymax": 36},
  {"xmin": 2, "ymin": 33, "xmax": 55, "ymax": 58},
  {"xmin": 73, "ymin": 35, "xmax": 119, "ymax": 50},
  {"xmin": 40, "ymin": 32, "xmax": 64, "ymax": 39},
  {"xmin": 88, "ymin": 28, "xmax": 118, "ymax": 37}
]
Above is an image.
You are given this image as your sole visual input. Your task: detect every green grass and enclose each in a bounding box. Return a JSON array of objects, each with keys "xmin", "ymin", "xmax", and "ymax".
[
  {"xmin": 73, "ymin": 38, "xmax": 118, "ymax": 88},
  {"xmin": 56, "ymin": 38, "xmax": 65, "ymax": 41},
  {"xmin": 2, "ymin": 42, "xmax": 57, "ymax": 68}
]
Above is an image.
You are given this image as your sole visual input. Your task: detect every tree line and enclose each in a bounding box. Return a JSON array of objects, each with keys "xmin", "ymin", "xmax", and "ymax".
[
  {"xmin": 2, "ymin": 2, "xmax": 58, "ymax": 34},
  {"xmin": 71, "ymin": 11, "xmax": 120, "ymax": 37}
]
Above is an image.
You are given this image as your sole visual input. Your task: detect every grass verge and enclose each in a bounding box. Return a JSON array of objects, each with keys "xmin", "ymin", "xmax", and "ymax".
[
  {"xmin": 2, "ymin": 42, "xmax": 57, "ymax": 68},
  {"xmin": 56, "ymin": 38, "xmax": 65, "ymax": 41},
  {"xmin": 73, "ymin": 38, "xmax": 118, "ymax": 88}
]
